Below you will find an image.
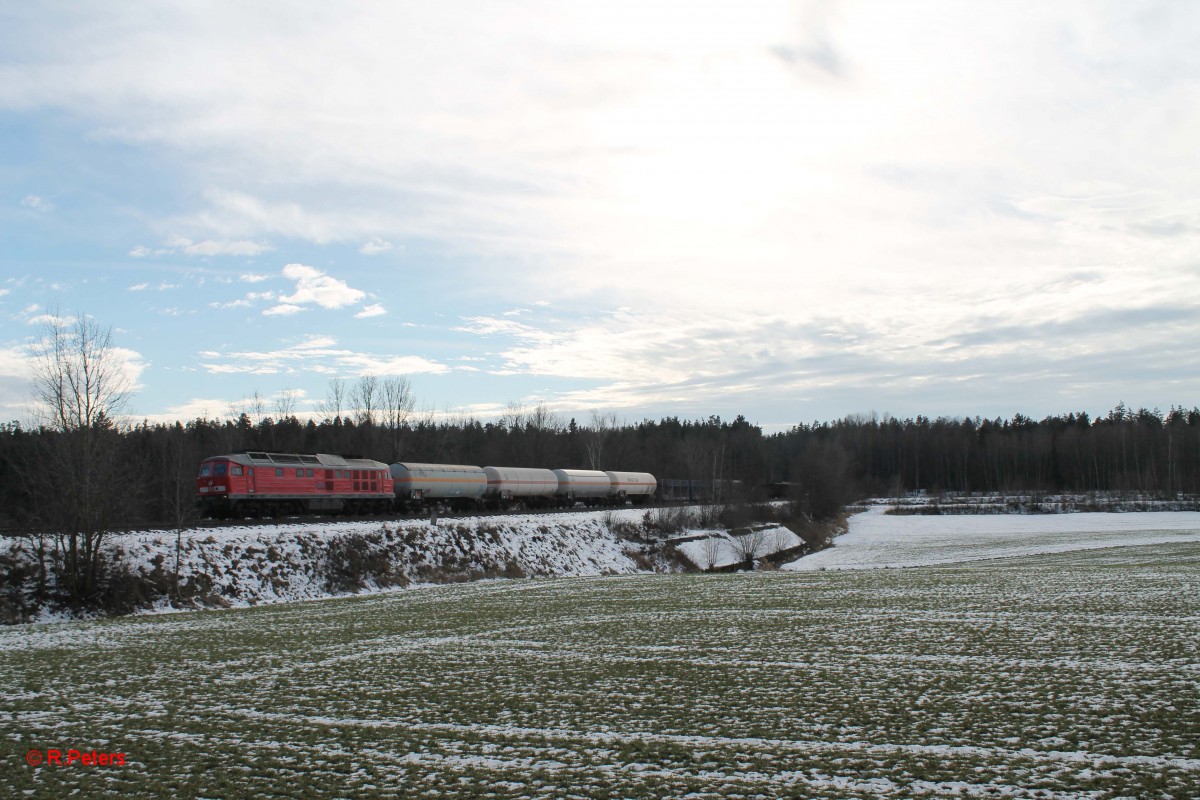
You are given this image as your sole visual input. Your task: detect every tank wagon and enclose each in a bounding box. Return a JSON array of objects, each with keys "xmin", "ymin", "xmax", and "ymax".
[
  {"xmin": 553, "ymin": 469, "xmax": 613, "ymax": 504},
  {"xmin": 484, "ymin": 466, "xmax": 559, "ymax": 506},
  {"xmin": 605, "ymin": 471, "xmax": 657, "ymax": 500},
  {"xmin": 196, "ymin": 452, "xmax": 393, "ymax": 518},
  {"xmin": 391, "ymin": 462, "xmax": 487, "ymax": 510}
]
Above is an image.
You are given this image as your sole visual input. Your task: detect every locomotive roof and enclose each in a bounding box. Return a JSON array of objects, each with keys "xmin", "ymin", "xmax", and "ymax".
[{"xmin": 211, "ymin": 452, "xmax": 388, "ymax": 469}]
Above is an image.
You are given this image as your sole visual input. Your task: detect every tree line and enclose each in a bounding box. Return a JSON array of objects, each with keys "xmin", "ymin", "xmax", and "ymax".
[
  {"xmin": 3, "ymin": 314, "xmax": 1199, "ymax": 606},
  {"xmin": 5, "ymin": 389, "xmax": 1198, "ymax": 529}
]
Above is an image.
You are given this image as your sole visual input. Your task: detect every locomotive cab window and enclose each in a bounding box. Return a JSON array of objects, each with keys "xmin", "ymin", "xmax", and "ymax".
[
  {"xmin": 231, "ymin": 466, "xmax": 243, "ymax": 476},
  {"xmin": 214, "ymin": 463, "xmax": 227, "ymax": 476},
  {"xmin": 198, "ymin": 464, "xmax": 211, "ymax": 477}
]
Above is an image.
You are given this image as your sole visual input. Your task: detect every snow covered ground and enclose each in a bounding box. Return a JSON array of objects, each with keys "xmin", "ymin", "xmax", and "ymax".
[
  {"xmin": 1, "ymin": 507, "xmax": 674, "ymax": 622},
  {"xmin": 673, "ymin": 525, "xmax": 802, "ymax": 569},
  {"xmin": 8, "ymin": 504, "xmax": 1200, "ymax": 623},
  {"xmin": 7, "ymin": 542, "xmax": 1199, "ymax": 798},
  {"xmin": 785, "ymin": 506, "xmax": 1200, "ymax": 571}
]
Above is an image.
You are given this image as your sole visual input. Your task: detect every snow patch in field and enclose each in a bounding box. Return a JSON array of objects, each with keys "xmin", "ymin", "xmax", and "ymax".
[
  {"xmin": 673, "ymin": 526, "xmax": 802, "ymax": 569},
  {"xmin": 784, "ymin": 508, "xmax": 1200, "ymax": 571}
]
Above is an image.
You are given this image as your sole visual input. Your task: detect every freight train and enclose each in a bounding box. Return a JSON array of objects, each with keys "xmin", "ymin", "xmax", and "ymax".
[{"xmin": 195, "ymin": 451, "xmax": 656, "ymax": 518}]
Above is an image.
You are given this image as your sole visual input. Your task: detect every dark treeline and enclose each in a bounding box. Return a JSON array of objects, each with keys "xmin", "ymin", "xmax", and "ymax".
[{"xmin": 3, "ymin": 401, "xmax": 1199, "ymax": 531}]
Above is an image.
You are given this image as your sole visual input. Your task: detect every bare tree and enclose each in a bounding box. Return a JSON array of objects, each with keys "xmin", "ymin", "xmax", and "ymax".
[
  {"xmin": 525, "ymin": 402, "xmax": 563, "ymax": 464},
  {"xmin": 318, "ymin": 378, "xmax": 347, "ymax": 424},
  {"xmin": 500, "ymin": 401, "xmax": 527, "ymax": 431},
  {"xmin": 381, "ymin": 377, "xmax": 415, "ymax": 460},
  {"xmin": 28, "ymin": 313, "xmax": 134, "ymax": 604},
  {"xmin": 585, "ymin": 410, "xmax": 619, "ymax": 470},
  {"xmin": 274, "ymin": 388, "xmax": 300, "ymax": 421},
  {"xmin": 527, "ymin": 402, "xmax": 562, "ymax": 432},
  {"xmin": 728, "ymin": 527, "xmax": 769, "ymax": 570},
  {"xmin": 351, "ymin": 375, "xmax": 380, "ymax": 428},
  {"xmin": 700, "ymin": 534, "xmax": 723, "ymax": 571},
  {"xmin": 156, "ymin": 423, "xmax": 199, "ymax": 604}
]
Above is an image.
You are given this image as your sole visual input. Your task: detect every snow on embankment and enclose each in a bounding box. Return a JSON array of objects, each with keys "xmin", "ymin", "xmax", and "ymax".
[
  {"xmin": 1, "ymin": 508, "xmax": 672, "ymax": 622},
  {"xmin": 784, "ymin": 506, "xmax": 1200, "ymax": 571}
]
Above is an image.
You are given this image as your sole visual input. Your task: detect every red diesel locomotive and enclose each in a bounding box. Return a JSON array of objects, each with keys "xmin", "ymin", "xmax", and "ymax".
[{"xmin": 196, "ymin": 451, "xmax": 394, "ymax": 518}]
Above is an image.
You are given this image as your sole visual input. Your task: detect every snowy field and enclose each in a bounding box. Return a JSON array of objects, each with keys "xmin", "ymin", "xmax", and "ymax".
[
  {"xmin": 786, "ymin": 507, "xmax": 1200, "ymax": 571},
  {"xmin": 5, "ymin": 537, "xmax": 1199, "ymax": 798}
]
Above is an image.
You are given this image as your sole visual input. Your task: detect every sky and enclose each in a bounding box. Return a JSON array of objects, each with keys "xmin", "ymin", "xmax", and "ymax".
[{"xmin": 2, "ymin": 0, "xmax": 1199, "ymax": 432}]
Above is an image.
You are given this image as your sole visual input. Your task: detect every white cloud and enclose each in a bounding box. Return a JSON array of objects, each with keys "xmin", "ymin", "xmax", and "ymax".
[
  {"xmin": 129, "ymin": 282, "xmax": 149, "ymax": 291},
  {"xmin": 355, "ymin": 303, "xmax": 386, "ymax": 318},
  {"xmin": 198, "ymin": 335, "xmax": 448, "ymax": 377},
  {"xmin": 26, "ymin": 314, "xmax": 61, "ymax": 326},
  {"xmin": 359, "ymin": 237, "xmax": 392, "ymax": 255},
  {"xmin": 240, "ymin": 273, "xmax": 269, "ymax": 283},
  {"xmin": 164, "ymin": 235, "xmax": 273, "ymax": 257},
  {"xmin": 0, "ymin": 288, "xmax": 10, "ymax": 298},
  {"xmin": 338, "ymin": 354, "xmax": 447, "ymax": 376},
  {"xmin": 20, "ymin": 194, "xmax": 54, "ymax": 212},
  {"xmin": 130, "ymin": 237, "xmax": 273, "ymax": 258},
  {"xmin": 263, "ymin": 303, "xmax": 304, "ymax": 316},
  {"xmin": 278, "ymin": 263, "xmax": 365, "ymax": 310},
  {"xmin": 0, "ymin": 345, "xmax": 33, "ymax": 378}
]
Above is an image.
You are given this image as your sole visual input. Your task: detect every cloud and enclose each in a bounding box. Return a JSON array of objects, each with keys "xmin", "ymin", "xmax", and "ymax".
[
  {"xmin": 278, "ymin": 263, "xmax": 365, "ymax": 310},
  {"xmin": 445, "ymin": 297, "xmax": 1200, "ymax": 420},
  {"xmin": 359, "ymin": 238, "xmax": 392, "ymax": 255},
  {"xmin": 19, "ymin": 194, "xmax": 54, "ymax": 212},
  {"xmin": 240, "ymin": 273, "xmax": 269, "ymax": 283},
  {"xmin": 198, "ymin": 335, "xmax": 448, "ymax": 377},
  {"xmin": 0, "ymin": 345, "xmax": 33, "ymax": 378},
  {"xmin": 128, "ymin": 282, "xmax": 149, "ymax": 291},
  {"xmin": 26, "ymin": 314, "xmax": 61, "ymax": 326},
  {"xmin": 166, "ymin": 236, "xmax": 273, "ymax": 256},
  {"xmin": 130, "ymin": 237, "xmax": 273, "ymax": 258},
  {"xmin": 355, "ymin": 303, "xmax": 386, "ymax": 318},
  {"xmin": 263, "ymin": 303, "xmax": 304, "ymax": 316},
  {"xmin": 5, "ymin": 3, "xmax": 1200, "ymax": 422}
]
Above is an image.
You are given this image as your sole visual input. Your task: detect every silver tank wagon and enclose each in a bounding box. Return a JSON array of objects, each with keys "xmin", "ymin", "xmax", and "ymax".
[
  {"xmin": 390, "ymin": 462, "xmax": 487, "ymax": 500},
  {"xmin": 552, "ymin": 468, "xmax": 612, "ymax": 499},
  {"xmin": 484, "ymin": 466, "xmax": 559, "ymax": 499},
  {"xmin": 604, "ymin": 471, "xmax": 657, "ymax": 499}
]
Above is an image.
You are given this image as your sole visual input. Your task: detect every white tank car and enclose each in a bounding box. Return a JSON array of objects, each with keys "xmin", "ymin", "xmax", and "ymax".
[
  {"xmin": 390, "ymin": 462, "xmax": 487, "ymax": 500},
  {"xmin": 484, "ymin": 466, "xmax": 559, "ymax": 499},
  {"xmin": 604, "ymin": 471, "xmax": 657, "ymax": 498},
  {"xmin": 552, "ymin": 468, "xmax": 612, "ymax": 499}
]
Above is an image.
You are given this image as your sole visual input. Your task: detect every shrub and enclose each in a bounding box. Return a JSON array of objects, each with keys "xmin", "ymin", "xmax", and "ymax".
[{"xmin": 643, "ymin": 506, "xmax": 694, "ymax": 536}]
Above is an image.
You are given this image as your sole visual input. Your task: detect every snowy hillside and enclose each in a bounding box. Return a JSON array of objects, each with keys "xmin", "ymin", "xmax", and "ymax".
[{"xmin": 1, "ymin": 508, "xmax": 681, "ymax": 622}]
